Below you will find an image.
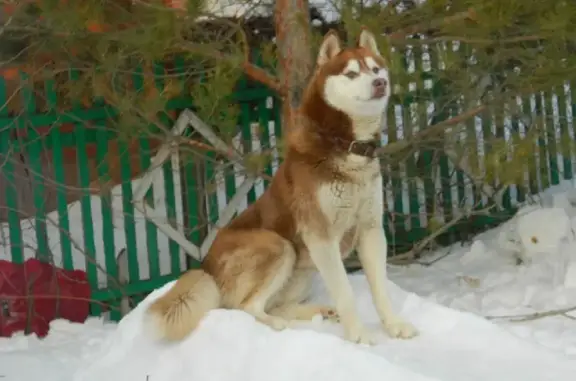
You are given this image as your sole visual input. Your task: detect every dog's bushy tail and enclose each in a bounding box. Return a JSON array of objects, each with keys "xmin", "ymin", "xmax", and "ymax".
[{"xmin": 146, "ymin": 269, "xmax": 221, "ymax": 341}]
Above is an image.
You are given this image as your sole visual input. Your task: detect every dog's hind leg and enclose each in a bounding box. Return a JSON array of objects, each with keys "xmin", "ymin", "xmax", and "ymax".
[
  {"xmin": 226, "ymin": 232, "xmax": 297, "ymax": 331},
  {"xmin": 268, "ymin": 269, "xmax": 339, "ymax": 322},
  {"xmin": 271, "ymin": 303, "xmax": 339, "ymax": 322}
]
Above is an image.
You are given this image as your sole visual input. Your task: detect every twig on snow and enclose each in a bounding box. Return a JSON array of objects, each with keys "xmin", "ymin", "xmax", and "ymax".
[
  {"xmin": 485, "ymin": 306, "xmax": 576, "ymax": 323},
  {"xmin": 417, "ymin": 246, "xmax": 458, "ymax": 267}
]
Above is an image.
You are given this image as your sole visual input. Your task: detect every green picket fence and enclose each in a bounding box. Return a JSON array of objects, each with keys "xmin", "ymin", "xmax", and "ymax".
[
  {"xmin": 1, "ymin": 55, "xmax": 575, "ymax": 319},
  {"xmin": 0, "ymin": 62, "xmax": 278, "ymax": 318}
]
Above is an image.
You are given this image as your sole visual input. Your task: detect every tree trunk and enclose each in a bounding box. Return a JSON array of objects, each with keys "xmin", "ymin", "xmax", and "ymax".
[{"xmin": 274, "ymin": 0, "xmax": 313, "ymax": 132}]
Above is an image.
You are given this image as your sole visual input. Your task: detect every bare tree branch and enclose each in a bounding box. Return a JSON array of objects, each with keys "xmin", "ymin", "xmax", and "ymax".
[{"xmin": 486, "ymin": 306, "xmax": 576, "ymax": 323}]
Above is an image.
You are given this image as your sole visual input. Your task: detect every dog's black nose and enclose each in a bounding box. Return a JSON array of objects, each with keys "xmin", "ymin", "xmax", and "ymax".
[
  {"xmin": 372, "ymin": 78, "xmax": 387, "ymax": 98},
  {"xmin": 372, "ymin": 78, "xmax": 386, "ymax": 89}
]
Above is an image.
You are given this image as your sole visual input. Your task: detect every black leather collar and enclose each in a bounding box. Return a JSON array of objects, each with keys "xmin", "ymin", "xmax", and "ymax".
[
  {"xmin": 331, "ymin": 136, "xmax": 381, "ymax": 158},
  {"xmin": 346, "ymin": 139, "xmax": 381, "ymax": 158}
]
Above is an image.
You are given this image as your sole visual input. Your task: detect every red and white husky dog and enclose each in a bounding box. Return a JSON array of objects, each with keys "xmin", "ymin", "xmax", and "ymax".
[{"xmin": 146, "ymin": 28, "xmax": 418, "ymax": 345}]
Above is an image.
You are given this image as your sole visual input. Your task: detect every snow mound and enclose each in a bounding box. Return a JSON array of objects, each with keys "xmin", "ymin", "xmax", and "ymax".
[
  {"xmin": 388, "ymin": 182, "xmax": 576, "ymax": 357},
  {"xmin": 71, "ymin": 275, "xmax": 576, "ymax": 381}
]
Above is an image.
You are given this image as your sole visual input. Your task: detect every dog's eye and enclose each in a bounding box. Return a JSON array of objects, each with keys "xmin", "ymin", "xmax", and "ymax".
[
  {"xmin": 372, "ymin": 67, "xmax": 380, "ymax": 74},
  {"xmin": 345, "ymin": 72, "xmax": 359, "ymax": 79}
]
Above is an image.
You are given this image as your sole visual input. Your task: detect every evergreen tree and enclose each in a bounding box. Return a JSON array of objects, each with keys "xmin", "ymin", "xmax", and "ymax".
[{"xmin": 3, "ymin": 0, "xmax": 576, "ymax": 252}]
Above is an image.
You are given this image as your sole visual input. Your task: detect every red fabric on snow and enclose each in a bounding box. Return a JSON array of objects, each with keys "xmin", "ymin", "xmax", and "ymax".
[{"xmin": 0, "ymin": 258, "xmax": 90, "ymax": 337}]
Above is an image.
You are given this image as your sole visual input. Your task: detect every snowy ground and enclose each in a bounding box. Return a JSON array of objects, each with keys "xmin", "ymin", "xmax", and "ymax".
[
  {"xmin": 2, "ymin": 275, "xmax": 576, "ymax": 381},
  {"xmin": 2, "ymin": 182, "xmax": 576, "ymax": 380}
]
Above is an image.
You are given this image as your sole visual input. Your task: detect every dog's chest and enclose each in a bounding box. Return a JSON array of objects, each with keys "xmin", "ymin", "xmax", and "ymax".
[{"xmin": 317, "ymin": 169, "xmax": 379, "ymax": 233}]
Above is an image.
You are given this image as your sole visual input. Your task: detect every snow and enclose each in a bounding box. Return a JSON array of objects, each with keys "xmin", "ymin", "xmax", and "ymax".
[
  {"xmin": 389, "ymin": 181, "xmax": 576, "ymax": 357},
  {"xmin": 2, "ymin": 182, "xmax": 576, "ymax": 381},
  {"xmin": 2, "ymin": 274, "xmax": 576, "ymax": 381}
]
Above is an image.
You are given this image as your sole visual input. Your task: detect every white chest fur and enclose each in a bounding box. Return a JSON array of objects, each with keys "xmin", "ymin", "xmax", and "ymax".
[{"xmin": 316, "ymin": 157, "xmax": 382, "ymax": 237}]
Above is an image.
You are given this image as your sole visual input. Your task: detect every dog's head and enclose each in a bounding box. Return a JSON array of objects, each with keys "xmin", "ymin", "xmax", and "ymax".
[{"xmin": 314, "ymin": 29, "xmax": 390, "ymax": 118}]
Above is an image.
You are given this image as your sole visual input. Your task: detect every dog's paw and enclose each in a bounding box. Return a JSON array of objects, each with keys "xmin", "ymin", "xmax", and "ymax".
[
  {"xmin": 269, "ymin": 316, "xmax": 290, "ymax": 331},
  {"xmin": 258, "ymin": 315, "xmax": 289, "ymax": 331},
  {"xmin": 344, "ymin": 324, "xmax": 377, "ymax": 345},
  {"xmin": 383, "ymin": 318, "xmax": 418, "ymax": 339},
  {"xmin": 318, "ymin": 306, "xmax": 340, "ymax": 322}
]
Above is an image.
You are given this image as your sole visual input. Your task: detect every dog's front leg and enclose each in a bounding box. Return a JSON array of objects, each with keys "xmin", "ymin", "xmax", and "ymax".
[
  {"xmin": 357, "ymin": 225, "xmax": 418, "ymax": 339},
  {"xmin": 302, "ymin": 234, "xmax": 375, "ymax": 345}
]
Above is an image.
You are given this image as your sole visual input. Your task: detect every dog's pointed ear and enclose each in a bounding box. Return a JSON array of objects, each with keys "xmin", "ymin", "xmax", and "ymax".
[
  {"xmin": 317, "ymin": 30, "xmax": 342, "ymax": 66},
  {"xmin": 358, "ymin": 27, "xmax": 382, "ymax": 57}
]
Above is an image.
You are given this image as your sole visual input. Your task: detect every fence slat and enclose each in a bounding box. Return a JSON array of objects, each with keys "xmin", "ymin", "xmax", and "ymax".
[
  {"xmin": 557, "ymin": 84, "xmax": 572, "ymax": 180},
  {"xmin": 387, "ymin": 103, "xmax": 405, "ymax": 235},
  {"xmin": 45, "ymin": 77, "xmax": 74, "ymax": 268},
  {"xmin": 451, "ymin": 102, "xmax": 467, "ymax": 212},
  {"xmin": 95, "ymin": 123, "xmax": 120, "ymax": 320},
  {"xmin": 521, "ymin": 95, "xmax": 539, "ymax": 195},
  {"xmin": 509, "ymin": 102, "xmax": 525, "ymax": 203},
  {"xmin": 534, "ymin": 93, "xmax": 550, "ymax": 190},
  {"xmin": 154, "ymin": 64, "xmax": 182, "ymax": 275},
  {"xmin": 402, "ymin": 102, "xmax": 420, "ymax": 230},
  {"xmin": 544, "ymin": 90, "xmax": 560, "ymax": 185},
  {"xmin": 26, "ymin": 125, "xmax": 50, "ymax": 259},
  {"xmin": 480, "ymin": 106, "xmax": 493, "ymax": 203},
  {"xmin": 183, "ymin": 151, "xmax": 202, "ymax": 247},
  {"xmin": 140, "ymin": 136, "xmax": 161, "ymax": 279},
  {"xmin": 75, "ymin": 121, "xmax": 100, "ymax": 315},
  {"xmin": 258, "ymin": 98, "xmax": 273, "ymax": 187},
  {"xmin": 273, "ymin": 96, "xmax": 282, "ymax": 160},
  {"xmin": 162, "ymin": 158, "xmax": 181, "ymax": 275},
  {"xmin": 0, "ymin": 73, "xmax": 23, "ymax": 263},
  {"xmin": 204, "ymin": 151, "xmax": 219, "ymax": 225},
  {"xmin": 0, "ymin": 129, "xmax": 23, "ymax": 263},
  {"xmin": 19, "ymin": 72, "xmax": 51, "ymax": 260},
  {"xmin": 404, "ymin": 47, "xmax": 421, "ymax": 231},
  {"xmin": 571, "ymin": 82, "xmax": 576, "ymax": 158},
  {"xmin": 429, "ymin": 47, "xmax": 453, "ymax": 225},
  {"xmin": 240, "ymin": 102, "xmax": 256, "ymax": 204},
  {"xmin": 224, "ymin": 160, "xmax": 237, "ymax": 205},
  {"xmin": 132, "ymin": 65, "xmax": 160, "ymax": 279},
  {"xmin": 118, "ymin": 139, "xmax": 140, "ymax": 283},
  {"xmin": 420, "ymin": 47, "xmax": 441, "ymax": 228},
  {"xmin": 494, "ymin": 102, "xmax": 512, "ymax": 210},
  {"xmin": 438, "ymin": 144, "xmax": 453, "ymax": 222}
]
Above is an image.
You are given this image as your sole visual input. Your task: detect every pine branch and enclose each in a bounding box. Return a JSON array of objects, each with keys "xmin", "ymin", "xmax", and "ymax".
[
  {"xmin": 233, "ymin": 17, "xmax": 286, "ymax": 97},
  {"xmin": 375, "ymin": 105, "xmax": 487, "ymax": 158},
  {"xmin": 180, "ymin": 42, "xmax": 284, "ymax": 97},
  {"xmin": 388, "ymin": 8, "xmax": 477, "ymax": 40},
  {"xmin": 242, "ymin": 61, "xmax": 284, "ymax": 96}
]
